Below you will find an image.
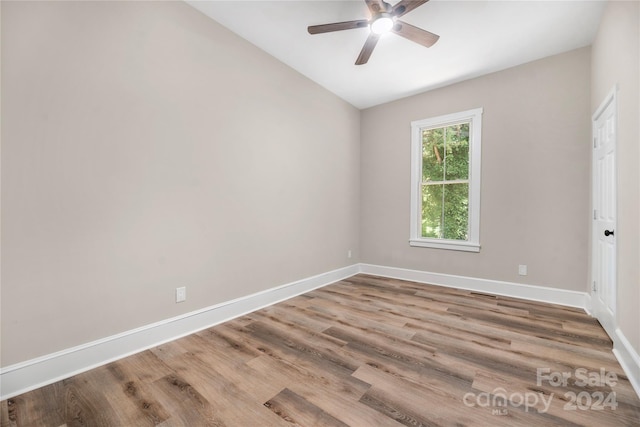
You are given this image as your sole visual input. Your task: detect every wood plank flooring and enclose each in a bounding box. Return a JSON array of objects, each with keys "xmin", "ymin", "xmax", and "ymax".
[{"xmin": 2, "ymin": 274, "xmax": 639, "ymax": 426}]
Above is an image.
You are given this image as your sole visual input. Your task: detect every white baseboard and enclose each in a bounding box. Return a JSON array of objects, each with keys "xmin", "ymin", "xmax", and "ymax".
[
  {"xmin": 613, "ymin": 328, "xmax": 640, "ymax": 398},
  {"xmin": 0, "ymin": 264, "xmax": 359, "ymax": 400},
  {"xmin": 359, "ymin": 263, "xmax": 589, "ymax": 309},
  {"xmin": 3, "ymin": 263, "xmax": 637, "ymax": 402}
]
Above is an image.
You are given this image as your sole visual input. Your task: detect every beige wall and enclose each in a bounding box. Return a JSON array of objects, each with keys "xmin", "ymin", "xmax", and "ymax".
[
  {"xmin": 360, "ymin": 47, "xmax": 592, "ymax": 292},
  {"xmin": 591, "ymin": 1, "xmax": 640, "ymax": 352},
  {"xmin": 2, "ymin": 0, "xmax": 635, "ymax": 371},
  {"xmin": 1, "ymin": 1, "xmax": 361, "ymax": 366}
]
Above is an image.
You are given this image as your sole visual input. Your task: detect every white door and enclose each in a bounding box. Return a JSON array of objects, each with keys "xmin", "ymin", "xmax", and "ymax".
[{"xmin": 592, "ymin": 87, "xmax": 617, "ymax": 337}]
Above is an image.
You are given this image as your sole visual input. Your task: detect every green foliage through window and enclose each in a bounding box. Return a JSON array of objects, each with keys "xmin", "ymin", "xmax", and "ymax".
[{"xmin": 420, "ymin": 122, "xmax": 470, "ymax": 240}]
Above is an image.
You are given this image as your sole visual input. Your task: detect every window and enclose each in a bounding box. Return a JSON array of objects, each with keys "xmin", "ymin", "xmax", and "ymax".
[{"xmin": 410, "ymin": 108, "xmax": 482, "ymax": 252}]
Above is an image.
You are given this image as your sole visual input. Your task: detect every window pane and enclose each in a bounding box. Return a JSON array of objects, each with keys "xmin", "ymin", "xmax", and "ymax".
[
  {"xmin": 442, "ymin": 183, "xmax": 469, "ymax": 240},
  {"xmin": 421, "ymin": 184, "xmax": 443, "ymax": 238},
  {"xmin": 444, "ymin": 123, "xmax": 469, "ymax": 181},
  {"xmin": 410, "ymin": 108, "xmax": 481, "ymax": 250},
  {"xmin": 422, "ymin": 128, "xmax": 444, "ymax": 182}
]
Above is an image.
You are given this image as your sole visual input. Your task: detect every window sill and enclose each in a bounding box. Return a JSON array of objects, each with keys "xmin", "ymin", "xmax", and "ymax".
[{"xmin": 409, "ymin": 239, "xmax": 480, "ymax": 252}]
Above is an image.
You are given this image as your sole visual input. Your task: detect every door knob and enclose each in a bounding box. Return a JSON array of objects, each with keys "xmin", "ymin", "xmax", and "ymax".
[{"xmin": 604, "ymin": 229, "xmax": 614, "ymax": 237}]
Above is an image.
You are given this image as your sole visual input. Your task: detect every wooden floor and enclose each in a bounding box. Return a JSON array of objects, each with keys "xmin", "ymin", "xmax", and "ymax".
[{"xmin": 2, "ymin": 274, "xmax": 640, "ymax": 426}]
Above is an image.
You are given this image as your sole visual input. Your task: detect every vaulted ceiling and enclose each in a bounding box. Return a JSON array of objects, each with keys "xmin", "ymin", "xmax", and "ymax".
[{"xmin": 187, "ymin": 1, "xmax": 606, "ymax": 109}]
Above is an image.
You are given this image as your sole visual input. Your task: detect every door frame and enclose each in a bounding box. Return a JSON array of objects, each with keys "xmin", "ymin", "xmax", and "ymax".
[{"xmin": 591, "ymin": 85, "xmax": 618, "ymax": 337}]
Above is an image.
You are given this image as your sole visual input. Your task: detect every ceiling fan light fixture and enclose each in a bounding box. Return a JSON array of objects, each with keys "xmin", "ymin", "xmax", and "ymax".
[
  {"xmin": 307, "ymin": 0, "xmax": 438, "ymax": 65},
  {"xmin": 370, "ymin": 13, "xmax": 394, "ymax": 35}
]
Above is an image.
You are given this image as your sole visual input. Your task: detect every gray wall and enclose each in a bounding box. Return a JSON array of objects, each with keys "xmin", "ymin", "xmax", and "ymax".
[
  {"xmin": 591, "ymin": 1, "xmax": 640, "ymax": 352},
  {"xmin": 1, "ymin": 1, "xmax": 361, "ymax": 366},
  {"xmin": 360, "ymin": 48, "xmax": 592, "ymax": 292}
]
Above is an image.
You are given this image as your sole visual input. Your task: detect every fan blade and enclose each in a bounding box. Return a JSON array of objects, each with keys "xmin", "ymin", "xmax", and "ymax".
[
  {"xmin": 392, "ymin": 0, "xmax": 428, "ymax": 18},
  {"xmin": 392, "ymin": 20, "xmax": 439, "ymax": 48},
  {"xmin": 364, "ymin": 0, "xmax": 388, "ymax": 15},
  {"xmin": 356, "ymin": 33, "xmax": 380, "ymax": 65},
  {"xmin": 308, "ymin": 20, "xmax": 369, "ymax": 34}
]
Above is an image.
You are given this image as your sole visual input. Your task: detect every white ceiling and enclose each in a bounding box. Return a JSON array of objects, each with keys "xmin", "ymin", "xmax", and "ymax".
[{"xmin": 186, "ymin": 0, "xmax": 606, "ymax": 109}]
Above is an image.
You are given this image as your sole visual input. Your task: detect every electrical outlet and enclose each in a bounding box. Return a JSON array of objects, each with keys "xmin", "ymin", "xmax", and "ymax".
[
  {"xmin": 347, "ymin": 250, "xmax": 352, "ymax": 259},
  {"xmin": 176, "ymin": 287, "xmax": 186, "ymax": 303},
  {"xmin": 518, "ymin": 265, "xmax": 528, "ymax": 276}
]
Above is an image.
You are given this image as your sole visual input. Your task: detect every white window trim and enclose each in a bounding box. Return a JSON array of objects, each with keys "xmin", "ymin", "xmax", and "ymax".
[{"xmin": 409, "ymin": 108, "xmax": 483, "ymax": 252}]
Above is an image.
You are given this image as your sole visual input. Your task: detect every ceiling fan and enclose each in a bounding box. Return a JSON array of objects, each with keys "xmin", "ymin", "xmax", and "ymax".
[{"xmin": 307, "ymin": 0, "xmax": 439, "ymax": 65}]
